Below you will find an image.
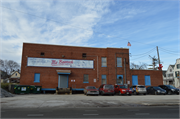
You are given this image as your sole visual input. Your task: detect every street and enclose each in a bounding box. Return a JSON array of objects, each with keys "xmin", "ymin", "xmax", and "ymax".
[{"xmin": 1, "ymin": 106, "xmax": 179, "ymax": 118}]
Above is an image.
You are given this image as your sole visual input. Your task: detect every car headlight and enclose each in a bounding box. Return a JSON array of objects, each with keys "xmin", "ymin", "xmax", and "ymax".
[
  {"xmin": 157, "ymin": 90, "xmax": 160, "ymax": 92},
  {"xmin": 129, "ymin": 89, "xmax": 132, "ymax": 91},
  {"xmin": 171, "ymin": 89, "xmax": 175, "ymax": 91},
  {"xmin": 122, "ymin": 89, "xmax": 126, "ymax": 91}
]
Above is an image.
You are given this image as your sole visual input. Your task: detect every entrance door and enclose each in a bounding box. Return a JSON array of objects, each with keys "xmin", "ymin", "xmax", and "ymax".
[{"xmin": 58, "ymin": 75, "xmax": 68, "ymax": 88}]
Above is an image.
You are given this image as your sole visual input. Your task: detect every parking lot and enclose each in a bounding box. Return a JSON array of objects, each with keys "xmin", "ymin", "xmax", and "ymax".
[{"xmin": 1, "ymin": 94, "xmax": 179, "ymax": 108}]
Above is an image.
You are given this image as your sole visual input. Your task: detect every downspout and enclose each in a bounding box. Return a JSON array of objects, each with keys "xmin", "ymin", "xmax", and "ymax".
[{"xmin": 124, "ymin": 58, "xmax": 126, "ymax": 85}]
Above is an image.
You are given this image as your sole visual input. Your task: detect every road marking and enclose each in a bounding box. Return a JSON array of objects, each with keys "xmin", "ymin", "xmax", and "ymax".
[
  {"xmin": 128, "ymin": 109, "xmax": 139, "ymax": 111},
  {"xmin": 83, "ymin": 114, "xmax": 99, "ymax": 116},
  {"xmin": 85, "ymin": 110, "xmax": 97, "ymax": 111},
  {"xmin": 27, "ymin": 114, "xmax": 44, "ymax": 116},
  {"xmin": 135, "ymin": 113, "xmax": 149, "ymax": 115}
]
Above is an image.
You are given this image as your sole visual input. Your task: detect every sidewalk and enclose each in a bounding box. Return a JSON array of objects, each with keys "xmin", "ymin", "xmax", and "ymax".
[{"xmin": 1, "ymin": 94, "xmax": 179, "ymax": 108}]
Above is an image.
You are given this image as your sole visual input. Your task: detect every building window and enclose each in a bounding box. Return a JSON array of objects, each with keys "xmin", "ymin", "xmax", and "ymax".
[
  {"xmin": 83, "ymin": 74, "xmax": 89, "ymax": 83},
  {"xmin": 101, "ymin": 75, "xmax": 106, "ymax": 84},
  {"xmin": 34, "ymin": 73, "xmax": 40, "ymax": 82},
  {"xmin": 15, "ymin": 73, "xmax": 17, "ymax": 76},
  {"xmin": 40, "ymin": 52, "xmax": 44, "ymax": 56},
  {"xmin": 117, "ymin": 75, "xmax": 123, "ymax": 84},
  {"xmin": 117, "ymin": 57, "xmax": 122, "ymax": 67},
  {"xmin": 145, "ymin": 75, "xmax": 151, "ymax": 86},
  {"xmin": 168, "ymin": 74, "xmax": 173, "ymax": 77},
  {"xmin": 170, "ymin": 69, "xmax": 172, "ymax": 72},
  {"xmin": 175, "ymin": 71, "xmax": 179, "ymax": 77},
  {"xmin": 101, "ymin": 57, "xmax": 107, "ymax": 67},
  {"xmin": 177, "ymin": 64, "xmax": 180, "ymax": 69}
]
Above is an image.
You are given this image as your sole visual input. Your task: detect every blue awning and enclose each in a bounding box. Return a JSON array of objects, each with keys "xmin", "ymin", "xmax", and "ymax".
[{"xmin": 56, "ymin": 70, "xmax": 71, "ymax": 75}]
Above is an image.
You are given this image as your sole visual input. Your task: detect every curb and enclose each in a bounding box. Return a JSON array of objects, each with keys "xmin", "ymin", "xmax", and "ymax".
[{"xmin": 142, "ymin": 103, "xmax": 180, "ymax": 106}]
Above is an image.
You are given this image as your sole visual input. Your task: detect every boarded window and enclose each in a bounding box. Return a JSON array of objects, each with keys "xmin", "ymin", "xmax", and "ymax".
[
  {"xmin": 132, "ymin": 75, "xmax": 138, "ymax": 85},
  {"xmin": 83, "ymin": 74, "xmax": 89, "ymax": 83},
  {"xmin": 145, "ymin": 75, "xmax": 151, "ymax": 86},
  {"xmin": 34, "ymin": 73, "xmax": 40, "ymax": 82},
  {"xmin": 101, "ymin": 57, "xmax": 107, "ymax": 67}
]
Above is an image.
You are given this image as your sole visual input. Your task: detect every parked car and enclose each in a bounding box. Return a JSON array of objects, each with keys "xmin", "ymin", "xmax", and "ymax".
[
  {"xmin": 130, "ymin": 85, "xmax": 147, "ymax": 95},
  {"xmin": 114, "ymin": 85, "xmax": 132, "ymax": 95},
  {"xmin": 99, "ymin": 84, "xmax": 114, "ymax": 96},
  {"xmin": 158, "ymin": 85, "xmax": 179, "ymax": 95},
  {"xmin": 84, "ymin": 86, "xmax": 99, "ymax": 96},
  {"xmin": 146, "ymin": 86, "xmax": 166, "ymax": 95}
]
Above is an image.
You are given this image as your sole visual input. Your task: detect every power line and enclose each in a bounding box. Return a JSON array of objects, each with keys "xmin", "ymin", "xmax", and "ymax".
[
  {"xmin": 159, "ymin": 48, "xmax": 180, "ymax": 55},
  {"xmin": 159, "ymin": 47, "xmax": 179, "ymax": 53},
  {"xmin": 131, "ymin": 47, "xmax": 156, "ymax": 56}
]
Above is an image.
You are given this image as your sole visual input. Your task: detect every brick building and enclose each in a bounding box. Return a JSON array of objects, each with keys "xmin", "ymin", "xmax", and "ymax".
[{"xmin": 20, "ymin": 43, "xmax": 163, "ymax": 92}]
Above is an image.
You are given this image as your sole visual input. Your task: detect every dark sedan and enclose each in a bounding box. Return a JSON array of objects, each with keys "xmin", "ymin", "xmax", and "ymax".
[
  {"xmin": 146, "ymin": 86, "xmax": 166, "ymax": 95},
  {"xmin": 158, "ymin": 85, "xmax": 179, "ymax": 95}
]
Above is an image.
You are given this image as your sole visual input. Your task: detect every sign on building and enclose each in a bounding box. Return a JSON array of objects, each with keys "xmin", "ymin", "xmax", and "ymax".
[{"xmin": 27, "ymin": 57, "xmax": 94, "ymax": 69}]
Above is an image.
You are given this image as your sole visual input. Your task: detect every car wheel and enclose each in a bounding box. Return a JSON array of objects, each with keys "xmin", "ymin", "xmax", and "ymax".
[
  {"xmin": 168, "ymin": 91, "xmax": 172, "ymax": 95},
  {"xmin": 143, "ymin": 93, "xmax": 146, "ymax": 95},
  {"xmin": 134, "ymin": 91, "xmax": 137, "ymax": 95},
  {"xmin": 128, "ymin": 94, "xmax": 132, "ymax": 96},
  {"xmin": 119, "ymin": 91, "xmax": 122, "ymax": 95}
]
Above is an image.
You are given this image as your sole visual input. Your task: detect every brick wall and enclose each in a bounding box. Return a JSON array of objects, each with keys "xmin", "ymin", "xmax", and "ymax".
[{"xmin": 20, "ymin": 43, "xmax": 163, "ymax": 89}]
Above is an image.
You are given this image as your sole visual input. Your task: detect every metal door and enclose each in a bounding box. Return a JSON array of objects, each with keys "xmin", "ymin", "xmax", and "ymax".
[{"xmin": 58, "ymin": 75, "xmax": 68, "ymax": 88}]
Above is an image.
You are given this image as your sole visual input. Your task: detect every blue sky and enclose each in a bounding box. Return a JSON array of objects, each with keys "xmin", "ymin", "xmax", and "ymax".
[{"xmin": 0, "ymin": 0, "xmax": 179, "ymax": 70}]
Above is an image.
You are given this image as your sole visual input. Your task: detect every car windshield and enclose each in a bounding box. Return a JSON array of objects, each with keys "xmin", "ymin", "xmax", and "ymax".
[
  {"xmin": 87, "ymin": 86, "xmax": 96, "ymax": 89},
  {"xmin": 166, "ymin": 85, "xmax": 176, "ymax": 89},
  {"xmin": 119, "ymin": 85, "xmax": 127, "ymax": 88},
  {"xmin": 138, "ymin": 86, "xmax": 145, "ymax": 88},
  {"xmin": 153, "ymin": 87, "xmax": 162, "ymax": 90},
  {"xmin": 104, "ymin": 85, "xmax": 114, "ymax": 89}
]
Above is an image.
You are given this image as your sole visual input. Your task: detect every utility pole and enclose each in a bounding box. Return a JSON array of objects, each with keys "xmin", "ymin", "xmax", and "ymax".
[{"xmin": 156, "ymin": 46, "xmax": 160, "ymax": 65}]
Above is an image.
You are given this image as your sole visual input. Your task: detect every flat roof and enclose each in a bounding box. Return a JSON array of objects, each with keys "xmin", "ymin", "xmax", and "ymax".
[{"xmin": 23, "ymin": 42, "xmax": 129, "ymax": 49}]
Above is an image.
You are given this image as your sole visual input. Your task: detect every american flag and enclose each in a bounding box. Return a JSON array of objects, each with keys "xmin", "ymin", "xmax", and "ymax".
[{"xmin": 127, "ymin": 42, "xmax": 131, "ymax": 46}]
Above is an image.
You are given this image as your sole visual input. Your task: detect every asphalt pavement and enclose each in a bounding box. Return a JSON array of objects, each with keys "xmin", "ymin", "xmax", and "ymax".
[{"xmin": 1, "ymin": 106, "xmax": 179, "ymax": 118}]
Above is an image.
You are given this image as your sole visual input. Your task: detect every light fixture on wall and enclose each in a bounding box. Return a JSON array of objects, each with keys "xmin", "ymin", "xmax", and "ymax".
[{"xmin": 62, "ymin": 55, "xmax": 65, "ymax": 58}]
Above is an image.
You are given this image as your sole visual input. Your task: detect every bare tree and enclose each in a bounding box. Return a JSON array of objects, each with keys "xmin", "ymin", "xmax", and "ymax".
[
  {"xmin": 0, "ymin": 59, "xmax": 20, "ymax": 77},
  {"xmin": 130, "ymin": 62, "xmax": 148, "ymax": 69}
]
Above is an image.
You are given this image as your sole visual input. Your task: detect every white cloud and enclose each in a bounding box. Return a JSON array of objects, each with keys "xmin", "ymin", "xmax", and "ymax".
[{"xmin": 0, "ymin": 0, "xmax": 112, "ymax": 64}]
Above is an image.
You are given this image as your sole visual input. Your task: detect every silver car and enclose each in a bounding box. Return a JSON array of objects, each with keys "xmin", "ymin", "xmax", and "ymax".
[{"xmin": 130, "ymin": 85, "xmax": 147, "ymax": 95}]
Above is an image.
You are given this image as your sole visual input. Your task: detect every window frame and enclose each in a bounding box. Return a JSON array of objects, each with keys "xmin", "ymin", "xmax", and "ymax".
[
  {"xmin": 101, "ymin": 57, "xmax": 107, "ymax": 67},
  {"xmin": 101, "ymin": 75, "xmax": 107, "ymax": 84},
  {"xmin": 116, "ymin": 75, "xmax": 123, "ymax": 85},
  {"xmin": 117, "ymin": 57, "xmax": 122, "ymax": 67},
  {"xmin": 34, "ymin": 73, "xmax": 40, "ymax": 83},
  {"xmin": 177, "ymin": 64, "xmax": 180, "ymax": 69},
  {"xmin": 83, "ymin": 74, "xmax": 89, "ymax": 83}
]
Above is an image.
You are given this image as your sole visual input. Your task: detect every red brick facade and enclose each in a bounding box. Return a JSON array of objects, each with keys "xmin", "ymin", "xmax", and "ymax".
[{"xmin": 20, "ymin": 43, "xmax": 163, "ymax": 90}]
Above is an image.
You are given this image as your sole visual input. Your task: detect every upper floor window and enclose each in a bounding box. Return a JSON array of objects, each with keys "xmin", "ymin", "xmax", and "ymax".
[
  {"xmin": 177, "ymin": 64, "xmax": 180, "ymax": 69},
  {"xmin": 170, "ymin": 69, "xmax": 172, "ymax": 72},
  {"xmin": 117, "ymin": 57, "xmax": 122, "ymax": 67},
  {"xmin": 101, "ymin": 57, "xmax": 107, "ymax": 67}
]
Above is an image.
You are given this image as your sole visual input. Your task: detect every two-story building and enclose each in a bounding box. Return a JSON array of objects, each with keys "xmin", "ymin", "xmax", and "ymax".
[
  {"xmin": 163, "ymin": 65, "xmax": 175, "ymax": 86},
  {"xmin": 20, "ymin": 43, "xmax": 163, "ymax": 93},
  {"xmin": 174, "ymin": 58, "xmax": 180, "ymax": 88}
]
